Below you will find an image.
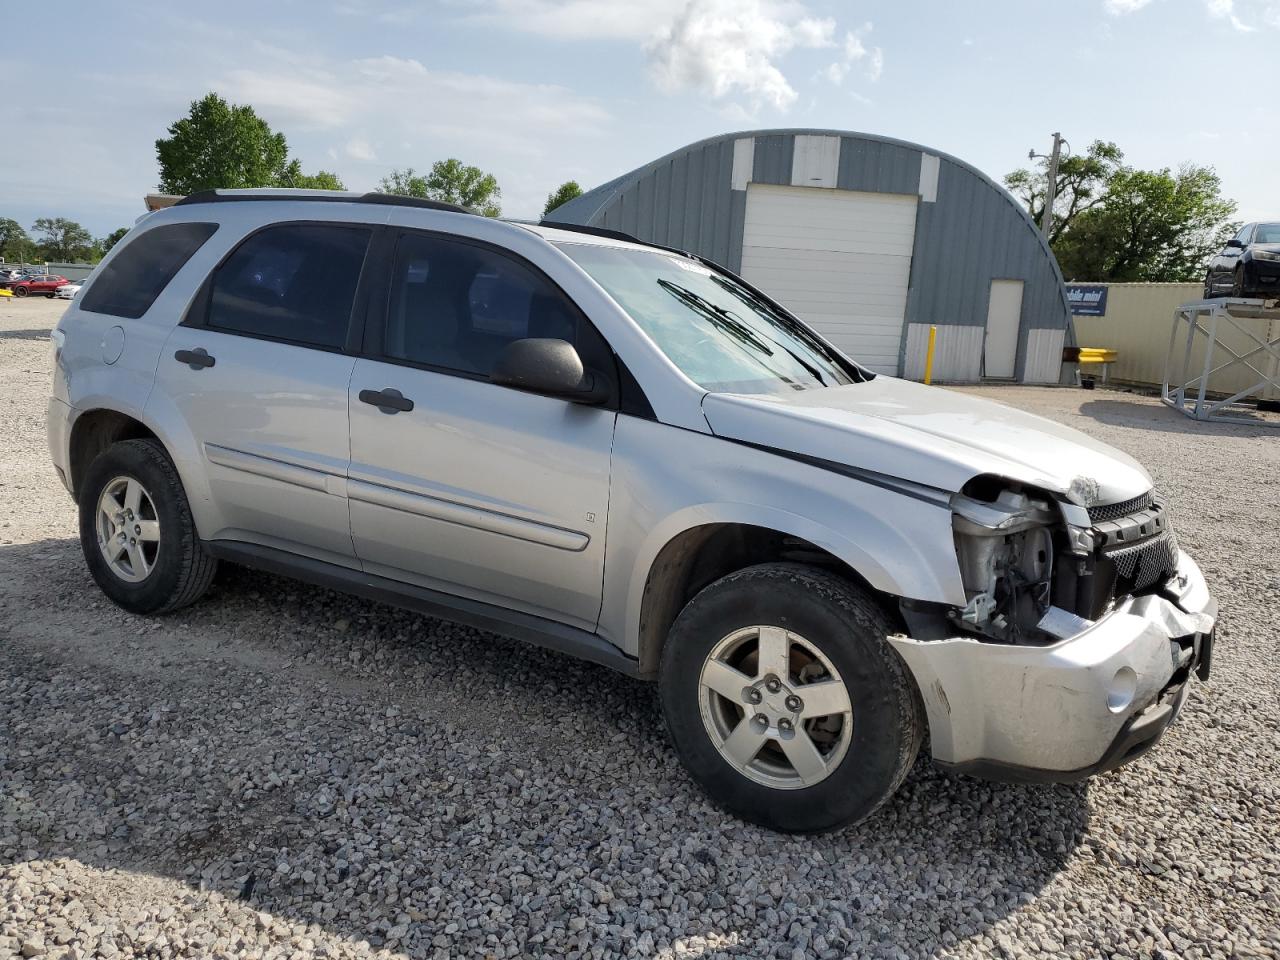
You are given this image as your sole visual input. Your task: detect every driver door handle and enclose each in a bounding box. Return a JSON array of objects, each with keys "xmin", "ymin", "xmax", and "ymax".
[
  {"xmin": 174, "ymin": 348, "xmax": 215, "ymax": 369},
  {"xmin": 359, "ymin": 388, "xmax": 414, "ymax": 413}
]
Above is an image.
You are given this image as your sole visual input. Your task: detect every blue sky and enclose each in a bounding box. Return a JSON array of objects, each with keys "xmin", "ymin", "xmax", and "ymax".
[{"xmin": 2, "ymin": 0, "xmax": 1276, "ymax": 238}]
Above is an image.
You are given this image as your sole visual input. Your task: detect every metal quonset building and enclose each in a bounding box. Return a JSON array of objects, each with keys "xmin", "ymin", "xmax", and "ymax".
[{"xmin": 545, "ymin": 129, "xmax": 1073, "ymax": 383}]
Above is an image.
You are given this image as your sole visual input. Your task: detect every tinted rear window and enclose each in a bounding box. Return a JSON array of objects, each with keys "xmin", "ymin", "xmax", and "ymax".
[
  {"xmin": 206, "ymin": 223, "xmax": 371, "ymax": 349},
  {"xmin": 80, "ymin": 222, "xmax": 218, "ymax": 319}
]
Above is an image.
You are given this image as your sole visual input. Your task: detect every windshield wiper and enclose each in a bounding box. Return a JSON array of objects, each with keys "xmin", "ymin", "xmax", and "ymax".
[
  {"xmin": 710, "ymin": 276, "xmax": 864, "ymax": 383},
  {"xmin": 658, "ymin": 279, "xmax": 775, "ymax": 355},
  {"xmin": 679, "ymin": 279, "xmax": 834, "ymax": 385}
]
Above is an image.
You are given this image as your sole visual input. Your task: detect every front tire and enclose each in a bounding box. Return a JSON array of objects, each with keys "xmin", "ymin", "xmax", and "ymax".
[
  {"xmin": 1232, "ymin": 266, "xmax": 1246, "ymax": 298},
  {"xmin": 78, "ymin": 438, "xmax": 217, "ymax": 614},
  {"xmin": 659, "ymin": 563, "xmax": 923, "ymax": 833}
]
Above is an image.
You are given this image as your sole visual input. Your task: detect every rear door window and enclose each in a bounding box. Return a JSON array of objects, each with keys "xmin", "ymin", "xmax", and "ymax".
[
  {"xmin": 206, "ymin": 223, "xmax": 372, "ymax": 350},
  {"xmin": 79, "ymin": 222, "xmax": 218, "ymax": 319}
]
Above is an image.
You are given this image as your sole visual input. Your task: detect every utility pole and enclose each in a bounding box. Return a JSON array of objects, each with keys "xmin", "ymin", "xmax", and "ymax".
[{"xmin": 1028, "ymin": 132, "xmax": 1066, "ymax": 240}]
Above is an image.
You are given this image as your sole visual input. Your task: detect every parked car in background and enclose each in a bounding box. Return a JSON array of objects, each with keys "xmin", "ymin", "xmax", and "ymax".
[
  {"xmin": 55, "ymin": 280, "xmax": 84, "ymax": 300},
  {"xmin": 1204, "ymin": 221, "xmax": 1280, "ymax": 299},
  {"xmin": 9, "ymin": 274, "xmax": 69, "ymax": 298},
  {"xmin": 47, "ymin": 190, "xmax": 1218, "ymax": 833},
  {"xmin": 0, "ymin": 268, "xmax": 32, "ymax": 286}
]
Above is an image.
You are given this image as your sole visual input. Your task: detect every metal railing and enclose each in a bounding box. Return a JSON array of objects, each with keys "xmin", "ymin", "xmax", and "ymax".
[{"xmin": 1162, "ymin": 298, "xmax": 1280, "ymax": 426}]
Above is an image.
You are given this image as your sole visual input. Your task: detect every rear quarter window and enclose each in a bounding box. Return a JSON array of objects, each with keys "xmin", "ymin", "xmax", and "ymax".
[{"xmin": 79, "ymin": 222, "xmax": 219, "ymax": 319}]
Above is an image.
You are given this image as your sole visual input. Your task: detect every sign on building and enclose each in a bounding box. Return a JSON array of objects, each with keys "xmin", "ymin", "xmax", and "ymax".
[{"xmin": 1066, "ymin": 284, "xmax": 1108, "ymax": 316}]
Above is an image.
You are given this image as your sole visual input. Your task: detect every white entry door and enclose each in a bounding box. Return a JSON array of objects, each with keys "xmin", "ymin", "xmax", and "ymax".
[
  {"xmin": 739, "ymin": 184, "xmax": 918, "ymax": 375},
  {"xmin": 984, "ymin": 279, "xmax": 1024, "ymax": 379}
]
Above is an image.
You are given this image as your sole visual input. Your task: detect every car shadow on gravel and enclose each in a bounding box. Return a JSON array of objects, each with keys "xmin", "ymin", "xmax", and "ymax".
[
  {"xmin": 0, "ymin": 327, "xmax": 55, "ymax": 341},
  {"xmin": 2, "ymin": 537, "xmax": 1089, "ymax": 958},
  {"xmin": 1078, "ymin": 396, "xmax": 1280, "ymax": 436}
]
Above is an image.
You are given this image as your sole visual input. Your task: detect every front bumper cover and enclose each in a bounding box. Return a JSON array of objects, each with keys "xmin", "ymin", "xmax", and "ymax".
[{"xmin": 889, "ymin": 551, "xmax": 1216, "ymax": 782}]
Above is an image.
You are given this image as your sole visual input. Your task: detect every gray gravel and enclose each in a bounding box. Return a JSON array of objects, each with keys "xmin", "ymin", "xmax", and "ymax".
[{"xmin": 2, "ymin": 295, "xmax": 1278, "ymax": 959}]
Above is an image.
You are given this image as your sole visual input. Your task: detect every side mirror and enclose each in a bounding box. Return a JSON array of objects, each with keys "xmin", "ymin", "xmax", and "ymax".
[
  {"xmin": 490, "ymin": 337, "xmax": 610, "ymax": 404},
  {"xmin": 1226, "ymin": 238, "xmax": 1245, "ymax": 249}
]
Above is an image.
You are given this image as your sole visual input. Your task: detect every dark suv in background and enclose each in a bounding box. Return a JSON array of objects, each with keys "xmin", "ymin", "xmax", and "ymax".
[{"xmin": 1204, "ymin": 221, "xmax": 1280, "ymax": 299}]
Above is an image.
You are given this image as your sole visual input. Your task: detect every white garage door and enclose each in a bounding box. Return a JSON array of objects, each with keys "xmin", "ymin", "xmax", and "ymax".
[{"xmin": 739, "ymin": 183, "xmax": 918, "ymax": 375}]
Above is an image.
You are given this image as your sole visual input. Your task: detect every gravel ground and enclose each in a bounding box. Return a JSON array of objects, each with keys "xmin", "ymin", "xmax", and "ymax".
[{"xmin": 2, "ymin": 295, "xmax": 1278, "ymax": 959}]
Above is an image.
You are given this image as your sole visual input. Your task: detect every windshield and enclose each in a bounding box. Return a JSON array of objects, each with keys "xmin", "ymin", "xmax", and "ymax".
[
  {"xmin": 1254, "ymin": 223, "xmax": 1280, "ymax": 244},
  {"xmin": 558, "ymin": 243, "xmax": 858, "ymax": 395}
]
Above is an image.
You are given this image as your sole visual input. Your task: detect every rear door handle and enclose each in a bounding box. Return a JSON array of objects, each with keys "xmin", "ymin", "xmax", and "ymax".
[
  {"xmin": 175, "ymin": 348, "xmax": 215, "ymax": 370},
  {"xmin": 358, "ymin": 388, "xmax": 414, "ymax": 413}
]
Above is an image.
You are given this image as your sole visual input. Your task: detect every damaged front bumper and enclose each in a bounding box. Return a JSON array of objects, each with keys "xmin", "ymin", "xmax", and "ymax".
[{"xmin": 889, "ymin": 550, "xmax": 1216, "ymax": 783}]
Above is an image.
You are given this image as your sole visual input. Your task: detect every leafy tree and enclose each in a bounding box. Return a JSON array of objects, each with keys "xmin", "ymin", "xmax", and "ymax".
[
  {"xmin": 0, "ymin": 217, "xmax": 36, "ymax": 263},
  {"xmin": 1004, "ymin": 141, "xmax": 1123, "ymax": 245},
  {"xmin": 543, "ymin": 180, "xmax": 583, "ymax": 216},
  {"xmin": 100, "ymin": 227, "xmax": 130, "ymax": 254},
  {"xmin": 31, "ymin": 217, "xmax": 95, "ymax": 262},
  {"xmin": 280, "ymin": 161, "xmax": 346, "ymax": 190},
  {"xmin": 1052, "ymin": 164, "xmax": 1237, "ymax": 282},
  {"xmin": 156, "ymin": 93, "xmax": 291, "ymax": 194},
  {"xmin": 379, "ymin": 160, "xmax": 502, "ymax": 217}
]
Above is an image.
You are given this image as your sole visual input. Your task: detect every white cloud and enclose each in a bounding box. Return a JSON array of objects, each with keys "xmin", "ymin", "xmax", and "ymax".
[
  {"xmin": 1103, "ymin": 0, "xmax": 1155, "ymax": 13},
  {"xmin": 866, "ymin": 47, "xmax": 884, "ymax": 82},
  {"xmin": 1205, "ymin": 0, "xmax": 1256, "ymax": 29},
  {"xmin": 343, "ymin": 137, "xmax": 376, "ymax": 162},
  {"xmin": 825, "ymin": 23, "xmax": 882, "ymax": 86},
  {"xmin": 220, "ymin": 52, "xmax": 610, "ymax": 146},
  {"xmin": 645, "ymin": 0, "xmax": 838, "ymax": 111},
  {"xmin": 1108, "ymin": 0, "xmax": 1280, "ymax": 29},
  {"xmin": 464, "ymin": 0, "xmax": 686, "ymax": 39},
  {"xmin": 212, "ymin": 49, "xmax": 613, "ymax": 216}
]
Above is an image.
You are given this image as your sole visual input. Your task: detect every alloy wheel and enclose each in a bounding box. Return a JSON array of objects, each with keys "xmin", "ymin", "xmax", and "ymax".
[
  {"xmin": 95, "ymin": 476, "xmax": 161, "ymax": 583},
  {"xmin": 698, "ymin": 625, "xmax": 853, "ymax": 789}
]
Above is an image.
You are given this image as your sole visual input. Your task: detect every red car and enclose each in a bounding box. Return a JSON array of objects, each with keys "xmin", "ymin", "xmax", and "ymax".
[{"xmin": 6, "ymin": 274, "xmax": 69, "ymax": 298}]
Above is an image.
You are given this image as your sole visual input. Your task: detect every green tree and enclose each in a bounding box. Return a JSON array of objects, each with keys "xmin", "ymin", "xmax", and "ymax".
[
  {"xmin": 100, "ymin": 227, "xmax": 130, "ymax": 254},
  {"xmin": 31, "ymin": 217, "xmax": 95, "ymax": 262},
  {"xmin": 1052, "ymin": 164, "xmax": 1237, "ymax": 282},
  {"xmin": 280, "ymin": 161, "xmax": 346, "ymax": 190},
  {"xmin": 1004, "ymin": 140, "xmax": 1124, "ymax": 245},
  {"xmin": 156, "ymin": 93, "xmax": 291, "ymax": 194},
  {"xmin": 0, "ymin": 218, "xmax": 36, "ymax": 263},
  {"xmin": 543, "ymin": 180, "xmax": 583, "ymax": 216},
  {"xmin": 379, "ymin": 160, "xmax": 502, "ymax": 217}
]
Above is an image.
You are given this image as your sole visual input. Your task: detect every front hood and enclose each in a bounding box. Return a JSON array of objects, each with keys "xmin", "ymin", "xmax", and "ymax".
[{"xmin": 701, "ymin": 376, "xmax": 1151, "ymax": 506}]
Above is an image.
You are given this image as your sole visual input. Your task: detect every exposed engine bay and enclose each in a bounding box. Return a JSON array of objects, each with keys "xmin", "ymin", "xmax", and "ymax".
[{"xmin": 948, "ymin": 477, "xmax": 1179, "ymax": 645}]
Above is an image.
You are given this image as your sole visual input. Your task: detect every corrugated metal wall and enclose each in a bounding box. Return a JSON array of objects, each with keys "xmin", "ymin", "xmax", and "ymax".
[
  {"xmin": 547, "ymin": 128, "xmax": 1072, "ymax": 382},
  {"xmin": 903, "ymin": 324, "xmax": 984, "ymax": 381},
  {"xmin": 1072, "ymin": 283, "xmax": 1280, "ymax": 399}
]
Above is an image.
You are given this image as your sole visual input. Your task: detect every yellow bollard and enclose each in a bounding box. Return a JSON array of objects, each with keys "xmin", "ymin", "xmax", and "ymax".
[{"xmin": 923, "ymin": 324, "xmax": 938, "ymax": 385}]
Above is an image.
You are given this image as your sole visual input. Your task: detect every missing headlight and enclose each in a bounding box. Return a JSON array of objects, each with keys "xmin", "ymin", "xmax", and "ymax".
[{"xmin": 951, "ymin": 485, "xmax": 1057, "ymax": 643}]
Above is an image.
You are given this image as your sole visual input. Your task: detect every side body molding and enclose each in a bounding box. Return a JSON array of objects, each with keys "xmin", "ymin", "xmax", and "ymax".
[{"xmin": 346, "ymin": 478, "xmax": 590, "ymax": 552}]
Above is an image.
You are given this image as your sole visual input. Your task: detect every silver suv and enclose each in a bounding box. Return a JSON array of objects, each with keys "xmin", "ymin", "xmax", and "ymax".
[{"xmin": 48, "ymin": 189, "xmax": 1217, "ymax": 832}]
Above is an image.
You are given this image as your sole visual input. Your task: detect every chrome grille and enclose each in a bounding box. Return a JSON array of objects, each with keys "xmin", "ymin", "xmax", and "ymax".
[{"xmin": 1089, "ymin": 491, "xmax": 1155, "ymax": 524}]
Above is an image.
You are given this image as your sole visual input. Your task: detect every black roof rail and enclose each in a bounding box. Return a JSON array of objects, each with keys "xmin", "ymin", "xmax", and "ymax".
[
  {"xmin": 357, "ymin": 192, "xmax": 472, "ymax": 214},
  {"xmin": 538, "ymin": 220, "xmax": 700, "ymax": 263},
  {"xmin": 173, "ymin": 190, "xmax": 473, "ymax": 216},
  {"xmin": 536, "ymin": 221, "xmax": 643, "ymax": 244}
]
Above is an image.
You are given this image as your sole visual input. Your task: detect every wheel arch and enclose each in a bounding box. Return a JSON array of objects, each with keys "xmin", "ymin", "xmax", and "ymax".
[
  {"xmin": 633, "ymin": 514, "xmax": 919, "ymax": 679},
  {"xmin": 68, "ymin": 407, "xmax": 163, "ymax": 496}
]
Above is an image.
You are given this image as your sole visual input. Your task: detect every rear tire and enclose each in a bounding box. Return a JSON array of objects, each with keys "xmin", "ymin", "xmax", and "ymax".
[
  {"xmin": 13, "ymin": 286, "xmax": 28, "ymax": 298},
  {"xmin": 659, "ymin": 563, "xmax": 923, "ymax": 833},
  {"xmin": 1232, "ymin": 266, "xmax": 1246, "ymax": 298},
  {"xmin": 1203, "ymin": 274, "xmax": 1214, "ymax": 300},
  {"xmin": 78, "ymin": 438, "xmax": 217, "ymax": 614}
]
